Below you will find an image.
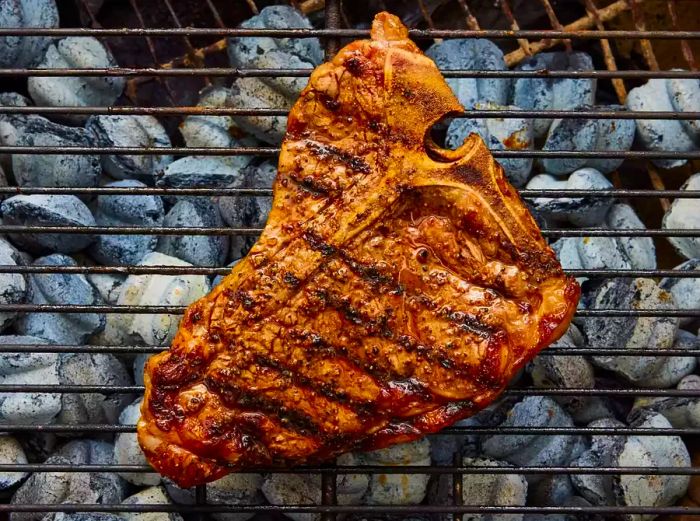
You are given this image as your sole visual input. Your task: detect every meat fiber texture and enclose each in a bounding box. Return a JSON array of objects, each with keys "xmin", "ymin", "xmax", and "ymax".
[{"xmin": 138, "ymin": 12, "xmax": 579, "ymax": 488}]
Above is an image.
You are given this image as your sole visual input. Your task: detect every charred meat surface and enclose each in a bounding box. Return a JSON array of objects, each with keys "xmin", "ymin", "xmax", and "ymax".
[{"xmin": 138, "ymin": 12, "xmax": 580, "ymax": 487}]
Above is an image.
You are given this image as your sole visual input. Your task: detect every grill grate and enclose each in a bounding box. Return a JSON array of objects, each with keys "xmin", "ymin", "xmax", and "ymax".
[{"xmin": 0, "ymin": 0, "xmax": 699, "ymax": 519}]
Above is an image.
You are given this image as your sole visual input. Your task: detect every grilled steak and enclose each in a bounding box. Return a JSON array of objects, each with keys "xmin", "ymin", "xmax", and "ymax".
[{"xmin": 138, "ymin": 12, "xmax": 580, "ymax": 487}]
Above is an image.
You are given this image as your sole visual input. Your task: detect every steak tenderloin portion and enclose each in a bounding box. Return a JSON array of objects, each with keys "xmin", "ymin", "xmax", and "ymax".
[{"xmin": 138, "ymin": 12, "xmax": 579, "ymax": 487}]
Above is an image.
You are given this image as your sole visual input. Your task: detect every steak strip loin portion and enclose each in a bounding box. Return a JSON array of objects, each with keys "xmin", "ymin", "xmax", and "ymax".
[{"xmin": 138, "ymin": 12, "xmax": 580, "ymax": 488}]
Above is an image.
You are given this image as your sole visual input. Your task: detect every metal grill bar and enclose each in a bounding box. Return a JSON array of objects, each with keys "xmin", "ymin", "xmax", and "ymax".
[
  {"xmin": 1, "ymin": 344, "xmax": 700, "ymax": 357},
  {"xmin": 0, "ymin": 187, "xmax": 697, "ymax": 198},
  {"xmin": 0, "ymin": 225, "xmax": 696, "ymax": 237},
  {"xmin": 2, "ymin": 147, "xmax": 698, "ymax": 159},
  {"xmin": 0, "ymin": 265, "xmax": 697, "ymax": 278},
  {"xmin": 1, "ymin": 504, "xmax": 700, "ymax": 516},
  {"xmin": 0, "ymin": 385, "xmax": 695, "ymax": 397},
  {"xmin": 0, "ymin": 28, "xmax": 697, "ymax": 39},
  {"xmin": 0, "ymin": 464, "xmax": 697, "ymax": 475},
  {"xmin": 0, "ymin": 304, "xmax": 696, "ymax": 316},
  {"xmin": 3, "ymin": 104, "xmax": 700, "ymax": 118},
  {"xmin": 0, "ymin": 425, "xmax": 698, "ymax": 436},
  {"xmin": 0, "ymin": 67, "xmax": 700, "ymax": 78}
]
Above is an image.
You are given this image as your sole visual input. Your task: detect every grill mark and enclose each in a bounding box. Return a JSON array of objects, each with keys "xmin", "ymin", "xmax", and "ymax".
[
  {"xmin": 253, "ymin": 355, "xmax": 378, "ymax": 418},
  {"xmin": 318, "ymin": 287, "xmax": 492, "ymax": 378},
  {"xmin": 440, "ymin": 307, "xmax": 496, "ymax": 338},
  {"xmin": 280, "ymin": 329, "xmax": 447, "ymax": 424},
  {"xmin": 294, "ymin": 176, "xmax": 331, "ymax": 196},
  {"xmin": 203, "ymin": 374, "xmax": 319, "ymax": 437},
  {"xmin": 206, "ymin": 344, "xmax": 377, "ymax": 439},
  {"xmin": 283, "ymin": 272, "xmax": 301, "ymax": 288},
  {"xmin": 318, "ymin": 289, "xmax": 394, "ymax": 336},
  {"xmin": 333, "ymin": 252, "xmax": 497, "ymax": 339},
  {"xmin": 306, "ymin": 141, "xmax": 372, "ymax": 175},
  {"xmin": 303, "ymin": 231, "xmax": 337, "ymax": 257},
  {"xmin": 337, "ymin": 251, "xmax": 401, "ymax": 290},
  {"xmin": 291, "ymin": 328, "xmax": 399, "ymax": 384}
]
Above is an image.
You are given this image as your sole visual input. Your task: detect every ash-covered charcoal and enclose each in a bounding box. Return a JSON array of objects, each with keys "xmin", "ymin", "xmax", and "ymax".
[
  {"xmin": 87, "ymin": 273, "xmax": 124, "ymax": 305},
  {"xmin": 0, "ymin": 164, "xmax": 10, "ymax": 201},
  {"xmin": 165, "ymin": 87, "xmax": 257, "ymax": 193},
  {"xmin": 553, "ymin": 235, "xmax": 630, "ymax": 289},
  {"xmin": 669, "ymin": 76, "xmax": 700, "ymax": 143},
  {"xmin": 166, "ymin": 473, "xmax": 264, "ymax": 521},
  {"xmin": 511, "ymin": 52, "xmax": 596, "ymax": 139},
  {"xmin": 446, "ymin": 102, "xmax": 533, "ymax": 187},
  {"xmin": 96, "ymin": 252, "xmax": 209, "ymax": 347},
  {"xmin": 133, "ymin": 353, "xmax": 149, "ymax": 386},
  {"xmin": 539, "ymin": 113, "xmax": 598, "ymax": 176},
  {"xmin": 570, "ymin": 418, "xmax": 625, "ymax": 506},
  {"xmin": 86, "ymin": 115, "xmax": 172, "ymax": 184},
  {"xmin": 157, "ymin": 156, "xmax": 246, "ymax": 191},
  {"xmin": 10, "ymin": 439, "xmax": 128, "ymax": 521},
  {"xmin": 120, "ymin": 486, "xmax": 184, "ymax": 521},
  {"xmin": 11, "ymin": 116, "xmax": 100, "ymax": 188},
  {"xmin": 55, "ymin": 352, "xmax": 133, "ymax": 426},
  {"xmin": 1, "ymin": 195, "xmax": 96, "ymax": 254},
  {"xmin": 539, "ymin": 106, "xmax": 635, "ymax": 176},
  {"xmin": 90, "ymin": 180, "xmax": 164, "ymax": 266},
  {"xmin": 0, "ymin": 335, "xmax": 59, "ymax": 425},
  {"xmin": 227, "ymin": 6, "xmax": 322, "ymax": 145},
  {"xmin": 262, "ymin": 454, "xmax": 368, "ymax": 521},
  {"xmin": 220, "ymin": 196, "xmax": 254, "ymax": 262},
  {"xmin": 156, "ymin": 198, "xmax": 229, "ymax": 267},
  {"xmin": 0, "ymin": 93, "xmax": 40, "ymax": 173},
  {"xmin": 228, "ymin": 6, "xmax": 322, "ymax": 95},
  {"xmin": 528, "ymin": 325, "xmax": 613, "ymax": 424},
  {"xmin": 586, "ymin": 106, "xmax": 636, "ymax": 174},
  {"xmin": 630, "ymin": 372, "xmax": 700, "ymax": 429},
  {"xmin": 179, "ymin": 86, "xmax": 257, "ymax": 170},
  {"xmin": 28, "ymin": 37, "xmax": 125, "ymax": 123},
  {"xmin": 227, "ymin": 77, "xmax": 290, "ymax": 146},
  {"xmin": 606, "ymin": 203, "xmax": 656, "ymax": 270},
  {"xmin": 481, "ymin": 396, "xmax": 584, "ymax": 483},
  {"xmin": 552, "ymin": 204, "xmax": 656, "ymax": 287},
  {"xmin": 0, "ymin": 238, "xmax": 28, "ymax": 332},
  {"xmin": 613, "ymin": 411, "xmax": 690, "ymax": 521},
  {"xmin": 220, "ymin": 161, "xmax": 276, "ymax": 223},
  {"xmin": 432, "ymin": 398, "xmax": 521, "ymax": 465},
  {"xmin": 458, "ymin": 456, "xmax": 528, "ymax": 521},
  {"xmin": 20, "ymin": 431, "xmax": 56, "ymax": 462},
  {"xmin": 627, "ymin": 76, "xmax": 699, "ymax": 169},
  {"xmin": 526, "ymin": 168, "xmax": 613, "ymax": 227},
  {"xmin": 638, "ymin": 330, "xmax": 696, "ymax": 389},
  {"xmin": 429, "ymin": 432, "xmax": 464, "ymax": 469},
  {"xmin": 219, "ymin": 161, "xmax": 277, "ymax": 262},
  {"xmin": 0, "ymin": 0, "xmax": 58, "ymax": 68},
  {"xmin": 16, "ymin": 254, "xmax": 105, "ymax": 344},
  {"xmin": 583, "ymin": 278, "xmax": 683, "ymax": 387},
  {"xmin": 660, "ymin": 259, "xmax": 700, "ymax": 327},
  {"xmin": 355, "ymin": 439, "xmax": 431, "ymax": 505},
  {"xmin": 114, "ymin": 398, "xmax": 159, "ymax": 486},
  {"xmin": 663, "ymin": 173, "xmax": 700, "ymax": 259},
  {"xmin": 44, "ymin": 515, "xmax": 124, "ymax": 521},
  {"xmin": 530, "ymin": 474, "xmax": 577, "ymax": 507},
  {"xmin": 425, "ymin": 39, "xmax": 509, "ymax": 109},
  {"xmin": 0, "ymin": 435, "xmax": 28, "ymax": 491},
  {"xmin": 243, "ymin": 160, "xmax": 276, "ymax": 226}
]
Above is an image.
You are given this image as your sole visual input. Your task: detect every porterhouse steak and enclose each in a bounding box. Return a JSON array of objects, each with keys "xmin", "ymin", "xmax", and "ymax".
[{"xmin": 138, "ymin": 12, "xmax": 580, "ymax": 487}]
